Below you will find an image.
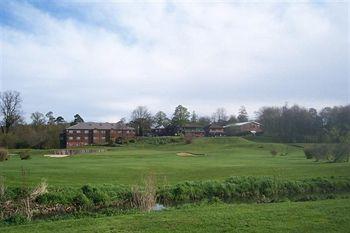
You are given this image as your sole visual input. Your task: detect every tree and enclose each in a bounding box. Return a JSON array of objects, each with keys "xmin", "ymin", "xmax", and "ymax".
[
  {"xmin": 171, "ymin": 105, "xmax": 190, "ymax": 128},
  {"xmin": 153, "ymin": 111, "xmax": 169, "ymax": 127},
  {"xmin": 73, "ymin": 114, "xmax": 84, "ymax": 125},
  {"xmin": 0, "ymin": 90, "xmax": 23, "ymax": 133},
  {"xmin": 30, "ymin": 112, "xmax": 46, "ymax": 126},
  {"xmin": 118, "ymin": 118, "xmax": 126, "ymax": 124},
  {"xmin": 191, "ymin": 111, "xmax": 198, "ymax": 123},
  {"xmin": 46, "ymin": 111, "xmax": 56, "ymax": 125},
  {"xmin": 198, "ymin": 116, "xmax": 211, "ymax": 126},
  {"xmin": 212, "ymin": 108, "xmax": 228, "ymax": 124},
  {"xmin": 237, "ymin": 106, "xmax": 248, "ymax": 122},
  {"xmin": 130, "ymin": 106, "xmax": 152, "ymax": 136},
  {"xmin": 55, "ymin": 116, "xmax": 66, "ymax": 124},
  {"xmin": 227, "ymin": 115, "xmax": 238, "ymax": 124},
  {"xmin": 257, "ymin": 107, "xmax": 281, "ymax": 136}
]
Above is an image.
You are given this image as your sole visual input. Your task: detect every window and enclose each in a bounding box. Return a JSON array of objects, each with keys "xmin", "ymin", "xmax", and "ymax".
[
  {"xmin": 69, "ymin": 137, "xmax": 73, "ymax": 140},
  {"xmin": 118, "ymin": 131, "xmax": 122, "ymax": 134},
  {"xmin": 69, "ymin": 130, "xmax": 74, "ymax": 133},
  {"xmin": 84, "ymin": 130, "xmax": 89, "ymax": 134},
  {"xmin": 84, "ymin": 137, "xmax": 88, "ymax": 140},
  {"xmin": 101, "ymin": 130, "xmax": 105, "ymax": 134},
  {"xmin": 76, "ymin": 130, "xmax": 81, "ymax": 133},
  {"xmin": 101, "ymin": 137, "xmax": 105, "ymax": 140},
  {"xmin": 93, "ymin": 137, "xmax": 97, "ymax": 140},
  {"xmin": 77, "ymin": 137, "xmax": 80, "ymax": 140},
  {"xmin": 93, "ymin": 130, "xmax": 98, "ymax": 133}
]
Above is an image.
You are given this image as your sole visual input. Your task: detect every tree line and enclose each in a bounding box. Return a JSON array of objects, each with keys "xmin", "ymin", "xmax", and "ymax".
[
  {"xmin": 257, "ymin": 105, "xmax": 350, "ymax": 143},
  {"xmin": 0, "ymin": 90, "xmax": 349, "ymax": 148}
]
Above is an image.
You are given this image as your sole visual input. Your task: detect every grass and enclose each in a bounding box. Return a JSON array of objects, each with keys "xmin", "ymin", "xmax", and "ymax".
[
  {"xmin": 1, "ymin": 198, "xmax": 349, "ymax": 232},
  {"xmin": 1, "ymin": 137, "xmax": 349, "ymax": 187}
]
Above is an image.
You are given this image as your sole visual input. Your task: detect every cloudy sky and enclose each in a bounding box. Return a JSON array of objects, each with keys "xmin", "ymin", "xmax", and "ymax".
[{"xmin": 0, "ymin": 0, "xmax": 349, "ymax": 122}]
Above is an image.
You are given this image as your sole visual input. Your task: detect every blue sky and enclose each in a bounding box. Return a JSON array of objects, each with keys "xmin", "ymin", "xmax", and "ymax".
[{"xmin": 0, "ymin": 0, "xmax": 349, "ymax": 122}]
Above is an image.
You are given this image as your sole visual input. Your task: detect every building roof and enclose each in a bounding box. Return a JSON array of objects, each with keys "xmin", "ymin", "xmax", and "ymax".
[
  {"xmin": 67, "ymin": 122, "xmax": 134, "ymax": 130},
  {"xmin": 208, "ymin": 123, "xmax": 224, "ymax": 129},
  {"xmin": 224, "ymin": 121, "xmax": 262, "ymax": 128}
]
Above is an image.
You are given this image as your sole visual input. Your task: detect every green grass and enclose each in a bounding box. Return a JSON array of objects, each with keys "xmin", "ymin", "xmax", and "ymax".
[
  {"xmin": 1, "ymin": 137, "xmax": 349, "ymax": 187},
  {"xmin": 2, "ymin": 198, "xmax": 349, "ymax": 232}
]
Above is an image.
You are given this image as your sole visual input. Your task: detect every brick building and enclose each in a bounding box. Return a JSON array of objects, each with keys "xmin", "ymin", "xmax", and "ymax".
[
  {"xmin": 65, "ymin": 122, "xmax": 135, "ymax": 147},
  {"xmin": 205, "ymin": 123, "xmax": 225, "ymax": 136},
  {"xmin": 181, "ymin": 124, "xmax": 205, "ymax": 137}
]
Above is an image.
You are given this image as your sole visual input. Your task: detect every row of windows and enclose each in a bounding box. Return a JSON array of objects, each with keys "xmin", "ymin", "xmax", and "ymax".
[
  {"xmin": 68, "ymin": 130, "xmax": 132, "ymax": 134},
  {"xmin": 68, "ymin": 130, "xmax": 90, "ymax": 134},
  {"xmin": 68, "ymin": 136, "xmax": 106, "ymax": 140}
]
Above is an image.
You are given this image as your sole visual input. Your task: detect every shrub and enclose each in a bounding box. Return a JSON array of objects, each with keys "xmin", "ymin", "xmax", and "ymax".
[
  {"xmin": 270, "ymin": 149, "xmax": 278, "ymax": 156},
  {"xmin": 4, "ymin": 213, "xmax": 28, "ymax": 225},
  {"xmin": 0, "ymin": 148, "xmax": 9, "ymax": 162},
  {"xmin": 19, "ymin": 150, "xmax": 31, "ymax": 160},
  {"xmin": 81, "ymin": 185, "xmax": 109, "ymax": 205},
  {"xmin": 72, "ymin": 192, "xmax": 92, "ymax": 207},
  {"xmin": 304, "ymin": 147, "xmax": 314, "ymax": 159},
  {"xmin": 184, "ymin": 134, "xmax": 193, "ymax": 144},
  {"xmin": 157, "ymin": 176, "xmax": 350, "ymax": 205},
  {"xmin": 332, "ymin": 144, "xmax": 350, "ymax": 163},
  {"xmin": 304, "ymin": 144, "xmax": 349, "ymax": 163}
]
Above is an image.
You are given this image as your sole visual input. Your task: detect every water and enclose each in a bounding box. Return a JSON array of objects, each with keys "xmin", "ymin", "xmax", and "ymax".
[{"xmin": 152, "ymin": 203, "xmax": 166, "ymax": 211}]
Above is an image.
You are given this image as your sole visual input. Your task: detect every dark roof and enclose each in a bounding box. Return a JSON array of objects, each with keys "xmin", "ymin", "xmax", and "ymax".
[
  {"xmin": 208, "ymin": 123, "xmax": 224, "ymax": 129},
  {"xmin": 67, "ymin": 122, "xmax": 134, "ymax": 130}
]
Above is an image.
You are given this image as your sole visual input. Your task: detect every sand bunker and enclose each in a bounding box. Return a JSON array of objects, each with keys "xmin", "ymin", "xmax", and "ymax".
[
  {"xmin": 177, "ymin": 152, "xmax": 205, "ymax": 157},
  {"xmin": 44, "ymin": 154, "xmax": 70, "ymax": 158}
]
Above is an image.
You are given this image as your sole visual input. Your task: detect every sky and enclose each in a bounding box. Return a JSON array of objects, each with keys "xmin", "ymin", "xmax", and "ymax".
[{"xmin": 0, "ymin": 0, "xmax": 349, "ymax": 122}]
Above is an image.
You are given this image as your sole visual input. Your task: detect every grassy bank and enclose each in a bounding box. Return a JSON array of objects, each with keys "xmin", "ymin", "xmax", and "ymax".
[
  {"xmin": 2, "ymin": 176, "xmax": 349, "ymax": 223},
  {"xmin": 2, "ymin": 198, "xmax": 349, "ymax": 233}
]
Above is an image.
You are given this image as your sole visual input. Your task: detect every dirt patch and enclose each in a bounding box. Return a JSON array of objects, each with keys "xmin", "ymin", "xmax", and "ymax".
[
  {"xmin": 177, "ymin": 152, "xmax": 205, "ymax": 157},
  {"xmin": 44, "ymin": 154, "xmax": 70, "ymax": 158}
]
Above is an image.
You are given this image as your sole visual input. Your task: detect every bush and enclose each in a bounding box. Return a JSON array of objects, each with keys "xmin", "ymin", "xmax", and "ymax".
[
  {"xmin": 0, "ymin": 148, "xmax": 9, "ymax": 161},
  {"xmin": 81, "ymin": 185, "xmax": 110, "ymax": 205},
  {"xmin": 137, "ymin": 137, "xmax": 183, "ymax": 145},
  {"xmin": 36, "ymin": 192, "xmax": 71, "ymax": 205},
  {"xmin": 157, "ymin": 176, "xmax": 350, "ymax": 205},
  {"xmin": 19, "ymin": 150, "xmax": 30, "ymax": 160},
  {"xmin": 332, "ymin": 144, "xmax": 350, "ymax": 163},
  {"xmin": 304, "ymin": 147, "xmax": 314, "ymax": 159},
  {"xmin": 184, "ymin": 134, "xmax": 193, "ymax": 144},
  {"xmin": 4, "ymin": 213, "xmax": 29, "ymax": 225},
  {"xmin": 270, "ymin": 149, "xmax": 278, "ymax": 156},
  {"xmin": 304, "ymin": 144, "xmax": 349, "ymax": 163},
  {"xmin": 72, "ymin": 192, "xmax": 92, "ymax": 207}
]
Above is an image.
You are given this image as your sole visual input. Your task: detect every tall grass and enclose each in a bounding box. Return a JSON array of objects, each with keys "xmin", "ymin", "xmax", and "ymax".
[{"xmin": 131, "ymin": 175, "xmax": 157, "ymax": 211}]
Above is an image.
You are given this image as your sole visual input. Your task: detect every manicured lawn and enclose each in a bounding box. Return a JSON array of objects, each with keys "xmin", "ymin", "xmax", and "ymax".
[
  {"xmin": 2, "ymin": 198, "xmax": 349, "ymax": 232},
  {"xmin": 1, "ymin": 137, "xmax": 349, "ymax": 187}
]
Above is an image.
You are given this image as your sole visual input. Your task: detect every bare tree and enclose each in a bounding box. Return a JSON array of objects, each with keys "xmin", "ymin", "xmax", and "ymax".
[
  {"xmin": 212, "ymin": 108, "xmax": 228, "ymax": 123},
  {"xmin": 130, "ymin": 106, "xmax": 152, "ymax": 136},
  {"xmin": 30, "ymin": 112, "xmax": 46, "ymax": 126},
  {"xmin": 0, "ymin": 90, "xmax": 23, "ymax": 133}
]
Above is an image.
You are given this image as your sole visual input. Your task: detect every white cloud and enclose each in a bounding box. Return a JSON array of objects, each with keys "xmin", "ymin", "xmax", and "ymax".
[{"xmin": 0, "ymin": 1, "xmax": 348, "ymax": 122}]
